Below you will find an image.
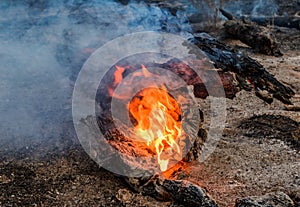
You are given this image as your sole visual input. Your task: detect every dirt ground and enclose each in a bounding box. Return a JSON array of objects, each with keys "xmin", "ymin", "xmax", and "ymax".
[{"xmin": 1, "ymin": 1, "xmax": 300, "ymax": 207}]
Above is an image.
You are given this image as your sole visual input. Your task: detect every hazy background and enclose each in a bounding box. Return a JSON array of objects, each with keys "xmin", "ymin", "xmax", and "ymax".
[{"xmin": 0, "ymin": 0, "xmax": 280, "ymax": 153}]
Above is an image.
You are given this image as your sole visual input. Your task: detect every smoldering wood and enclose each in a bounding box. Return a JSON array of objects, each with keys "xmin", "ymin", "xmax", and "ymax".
[
  {"xmin": 79, "ymin": 111, "xmax": 218, "ymax": 206},
  {"xmin": 190, "ymin": 33, "xmax": 295, "ymax": 104},
  {"xmin": 220, "ymin": 8, "xmax": 300, "ymax": 30},
  {"xmin": 83, "ymin": 63, "xmax": 220, "ymax": 206},
  {"xmin": 125, "ymin": 176, "xmax": 219, "ymax": 207},
  {"xmin": 219, "ymin": 9, "xmax": 283, "ymax": 56},
  {"xmin": 219, "ymin": 8, "xmax": 234, "ymax": 20},
  {"xmin": 249, "ymin": 16, "xmax": 300, "ymax": 30},
  {"xmin": 86, "ymin": 30, "xmax": 295, "ymax": 206},
  {"xmin": 151, "ymin": 59, "xmax": 240, "ymax": 99},
  {"xmin": 96, "ymin": 112, "xmax": 204, "ymax": 171},
  {"xmin": 96, "ymin": 31, "xmax": 294, "ymax": 105}
]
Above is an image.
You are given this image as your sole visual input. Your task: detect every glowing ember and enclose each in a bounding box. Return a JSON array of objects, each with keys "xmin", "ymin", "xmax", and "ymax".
[
  {"xmin": 114, "ymin": 66, "xmax": 125, "ymax": 86},
  {"xmin": 111, "ymin": 65, "xmax": 182, "ymax": 171}
]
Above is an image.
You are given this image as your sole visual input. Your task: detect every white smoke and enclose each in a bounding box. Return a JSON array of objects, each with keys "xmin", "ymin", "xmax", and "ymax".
[
  {"xmin": 0, "ymin": 0, "xmax": 191, "ymax": 151},
  {"xmin": 221, "ymin": 0, "xmax": 279, "ymax": 17},
  {"xmin": 252, "ymin": 0, "xmax": 278, "ymax": 16}
]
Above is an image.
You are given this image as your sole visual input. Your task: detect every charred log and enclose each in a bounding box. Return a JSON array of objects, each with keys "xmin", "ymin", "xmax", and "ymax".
[
  {"xmin": 125, "ymin": 176, "xmax": 219, "ymax": 207},
  {"xmin": 220, "ymin": 8, "xmax": 300, "ymax": 30},
  {"xmin": 153, "ymin": 59, "xmax": 240, "ymax": 99},
  {"xmin": 224, "ymin": 19, "xmax": 282, "ymax": 56},
  {"xmin": 86, "ymin": 29, "xmax": 295, "ymax": 206},
  {"xmin": 93, "ymin": 108, "xmax": 205, "ymax": 174},
  {"xmin": 79, "ymin": 111, "xmax": 216, "ymax": 207},
  {"xmin": 190, "ymin": 33, "xmax": 295, "ymax": 104},
  {"xmin": 219, "ymin": 8, "xmax": 234, "ymax": 20},
  {"xmin": 249, "ymin": 16, "xmax": 300, "ymax": 30},
  {"xmin": 96, "ymin": 31, "xmax": 294, "ymax": 105},
  {"xmin": 220, "ymin": 9, "xmax": 282, "ymax": 56}
]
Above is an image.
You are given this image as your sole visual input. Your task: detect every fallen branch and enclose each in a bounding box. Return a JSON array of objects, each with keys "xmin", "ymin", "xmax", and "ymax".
[
  {"xmin": 190, "ymin": 33, "xmax": 294, "ymax": 104},
  {"xmin": 249, "ymin": 16, "xmax": 300, "ymax": 30},
  {"xmin": 220, "ymin": 8, "xmax": 283, "ymax": 56},
  {"xmin": 125, "ymin": 176, "xmax": 219, "ymax": 207}
]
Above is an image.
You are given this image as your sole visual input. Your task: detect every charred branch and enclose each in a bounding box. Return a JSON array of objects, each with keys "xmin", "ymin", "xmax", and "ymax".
[
  {"xmin": 220, "ymin": 9, "xmax": 283, "ymax": 56},
  {"xmin": 249, "ymin": 16, "xmax": 300, "ymax": 30},
  {"xmin": 220, "ymin": 8, "xmax": 300, "ymax": 30},
  {"xmin": 190, "ymin": 33, "xmax": 295, "ymax": 104},
  {"xmin": 125, "ymin": 176, "xmax": 219, "ymax": 207},
  {"xmin": 154, "ymin": 59, "xmax": 240, "ymax": 99},
  {"xmin": 219, "ymin": 8, "xmax": 234, "ymax": 20}
]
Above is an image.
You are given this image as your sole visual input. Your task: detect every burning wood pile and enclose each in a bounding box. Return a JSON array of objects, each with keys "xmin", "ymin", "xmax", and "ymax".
[
  {"xmin": 0, "ymin": 0, "xmax": 299, "ymax": 206},
  {"xmin": 77, "ymin": 30, "xmax": 295, "ymax": 206},
  {"xmin": 69, "ymin": 1, "xmax": 300, "ymax": 206}
]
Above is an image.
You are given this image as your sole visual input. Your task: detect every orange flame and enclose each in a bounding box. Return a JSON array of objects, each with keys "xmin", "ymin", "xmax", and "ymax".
[
  {"xmin": 112, "ymin": 65, "xmax": 182, "ymax": 171},
  {"xmin": 114, "ymin": 65, "xmax": 125, "ymax": 86}
]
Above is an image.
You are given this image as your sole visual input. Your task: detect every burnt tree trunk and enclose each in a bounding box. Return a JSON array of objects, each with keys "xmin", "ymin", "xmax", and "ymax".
[
  {"xmin": 249, "ymin": 16, "xmax": 300, "ymax": 30},
  {"xmin": 79, "ymin": 112, "xmax": 219, "ymax": 207},
  {"xmin": 220, "ymin": 8, "xmax": 300, "ymax": 30},
  {"xmin": 220, "ymin": 9, "xmax": 283, "ymax": 56},
  {"xmin": 190, "ymin": 33, "xmax": 294, "ymax": 104}
]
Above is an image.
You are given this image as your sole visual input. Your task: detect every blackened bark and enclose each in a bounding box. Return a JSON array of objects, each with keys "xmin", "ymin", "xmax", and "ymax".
[
  {"xmin": 224, "ymin": 19, "xmax": 282, "ymax": 56},
  {"xmin": 190, "ymin": 33, "xmax": 294, "ymax": 104},
  {"xmin": 125, "ymin": 176, "xmax": 219, "ymax": 207},
  {"xmin": 249, "ymin": 16, "xmax": 300, "ymax": 30},
  {"xmin": 220, "ymin": 9, "xmax": 283, "ymax": 56}
]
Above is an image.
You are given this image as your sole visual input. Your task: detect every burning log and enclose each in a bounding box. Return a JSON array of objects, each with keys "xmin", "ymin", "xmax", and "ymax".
[
  {"xmin": 152, "ymin": 59, "xmax": 240, "ymax": 99},
  {"xmin": 80, "ymin": 113, "xmax": 219, "ymax": 206},
  {"xmin": 82, "ymin": 31, "xmax": 294, "ymax": 206},
  {"xmin": 86, "ymin": 62, "xmax": 219, "ymax": 206},
  {"xmin": 220, "ymin": 8, "xmax": 283, "ymax": 56}
]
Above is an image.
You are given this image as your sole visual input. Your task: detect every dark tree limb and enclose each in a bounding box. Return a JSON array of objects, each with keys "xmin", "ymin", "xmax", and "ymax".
[
  {"xmin": 219, "ymin": 8, "xmax": 234, "ymax": 20},
  {"xmin": 154, "ymin": 59, "xmax": 240, "ymax": 99},
  {"xmin": 220, "ymin": 8, "xmax": 300, "ymax": 30},
  {"xmin": 190, "ymin": 33, "xmax": 295, "ymax": 104},
  {"xmin": 125, "ymin": 175, "xmax": 219, "ymax": 207},
  {"xmin": 249, "ymin": 16, "xmax": 300, "ymax": 30},
  {"xmin": 220, "ymin": 9, "xmax": 283, "ymax": 56}
]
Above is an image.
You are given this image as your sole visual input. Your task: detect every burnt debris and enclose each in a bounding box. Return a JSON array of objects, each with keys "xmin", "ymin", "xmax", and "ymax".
[
  {"xmin": 220, "ymin": 8, "xmax": 283, "ymax": 56},
  {"xmin": 190, "ymin": 32, "xmax": 295, "ymax": 104}
]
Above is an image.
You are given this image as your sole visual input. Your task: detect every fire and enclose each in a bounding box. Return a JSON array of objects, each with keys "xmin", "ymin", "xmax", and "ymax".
[
  {"xmin": 114, "ymin": 66, "xmax": 125, "ymax": 86},
  {"xmin": 111, "ymin": 65, "xmax": 182, "ymax": 171}
]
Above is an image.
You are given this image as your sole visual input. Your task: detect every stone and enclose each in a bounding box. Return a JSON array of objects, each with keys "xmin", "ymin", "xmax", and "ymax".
[{"xmin": 235, "ymin": 192, "xmax": 295, "ymax": 207}]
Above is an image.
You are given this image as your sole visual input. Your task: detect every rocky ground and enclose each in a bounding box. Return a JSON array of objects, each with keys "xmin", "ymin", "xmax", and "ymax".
[{"xmin": 0, "ymin": 0, "xmax": 299, "ymax": 207}]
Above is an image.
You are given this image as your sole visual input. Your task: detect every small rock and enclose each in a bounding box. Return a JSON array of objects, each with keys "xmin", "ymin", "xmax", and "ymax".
[
  {"xmin": 0, "ymin": 175, "xmax": 11, "ymax": 183},
  {"xmin": 116, "ymin": 189, "xmax": 132, "ymax": 204},
  {"xmin": 235, "ymin": 192, "xmax": 295, "ymax": 207}
]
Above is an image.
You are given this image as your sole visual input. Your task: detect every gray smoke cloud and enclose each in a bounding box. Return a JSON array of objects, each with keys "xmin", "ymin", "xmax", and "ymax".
[
  {"xmin": 220, "ymin": 0, "xmax": 279, "ymax": 17},
  {"xmin": 0, "ymin": 0, "xmax": 192, "ymax": 152},
  {"xmin": 0, "ymin": 0, "xmax": 279, "ymax": 153}
]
